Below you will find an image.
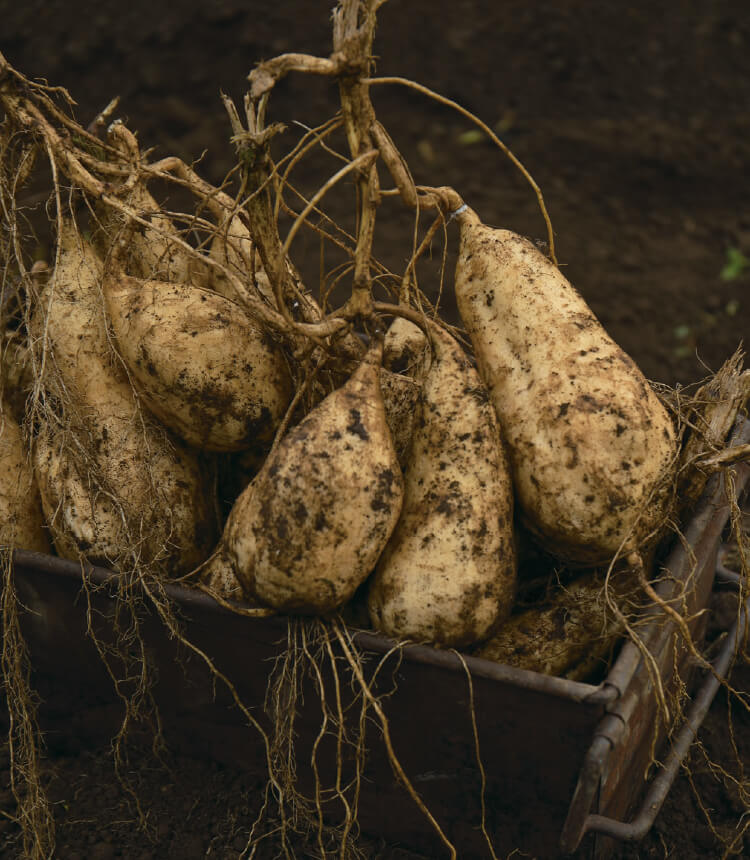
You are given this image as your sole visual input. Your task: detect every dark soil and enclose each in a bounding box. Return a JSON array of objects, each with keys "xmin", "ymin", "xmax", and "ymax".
[{"xmin": 2, "ymin": 0, "xmax": 750, "ymax": 857}]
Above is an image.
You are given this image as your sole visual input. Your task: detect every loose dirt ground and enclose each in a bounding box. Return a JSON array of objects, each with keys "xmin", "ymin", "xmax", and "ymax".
[{"xmin": 2, "ymin": 0, "xmax": 749, "ymax": 857}]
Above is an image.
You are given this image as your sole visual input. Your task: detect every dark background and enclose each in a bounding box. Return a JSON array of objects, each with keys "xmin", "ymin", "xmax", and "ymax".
[{"xmin": 2, "ymin": 1, "xmax": 749, "ymax": 857}]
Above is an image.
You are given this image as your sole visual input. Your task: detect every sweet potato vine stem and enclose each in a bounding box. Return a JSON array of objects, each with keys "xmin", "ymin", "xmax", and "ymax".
[
  {"xmin": 279, "ymin": 148, "xmax": 379, "ymax": 320},
  {"xmin": 365, "ymin": 75, "xmax": 558, "ymax": 264},
  {"xmin": 221, "ymin": 92, "xmax": 293, "ymax": 318},
  {"xmin": 332, "ymin": 0, "xmax": 382, "ymax": 308},
  {"xmin": 243, "ymin": 0, "xmax": 467, "ymax": 317}
]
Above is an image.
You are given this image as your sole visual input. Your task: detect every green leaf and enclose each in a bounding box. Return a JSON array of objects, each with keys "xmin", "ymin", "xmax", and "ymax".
[
  {"xmin": 725, "ymin": 299, "xmax": 741, "ymax": 317},
  {"xmin": 458, "ymin": 129, "xmax": 484, "ymax": 146},
  {"xmin": 719, "ymin": 247, "xmax": 749, "ymax": 281}
]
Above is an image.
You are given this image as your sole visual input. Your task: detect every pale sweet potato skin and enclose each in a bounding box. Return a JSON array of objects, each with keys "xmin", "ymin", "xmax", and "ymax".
[
  {"xmin": 368, "ymin": 325, "xmax": 516, "ymax": 648},
  {"xmin": 0, "ymin": 404, "xmax": 51, "ymax": 554},
  {"xmin": 32, "ymin": 219, "xmax": 216, "ymax": 575},
  {"xmin": 218, "ymin": 340, "xmax": 404, "ymax": 614},
  {"xmin": 475, "ymin": 571, "xmax": 628, "ymax": 679},
  {"xmin": 455, "ymin": 210, "xmax": 677, "ymax": 564},
  {"xmin": 103, "ymin": 274, "xmax": 292, "ymax": 452}
]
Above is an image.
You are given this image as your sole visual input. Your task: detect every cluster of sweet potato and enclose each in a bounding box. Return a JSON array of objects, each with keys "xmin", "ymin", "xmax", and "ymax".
[{"xmin": 3, "ymin": 0, "xmax": 743, "ymax": 681}]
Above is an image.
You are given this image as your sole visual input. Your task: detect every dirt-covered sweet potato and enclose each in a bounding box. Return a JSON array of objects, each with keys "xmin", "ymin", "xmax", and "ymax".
[
  {"xmin": 31, "ymin": 217, "xmax": 215, "ymax": 574},
  {"xmin": 103, "ymin": 264, "xmax": 293, "ymax": 452},
  {"xmin": 475, "ymin": 571, "xmax": 630, "ymax": 680},
  {"xmin": 368, "ymin": 323, "xmax": 516, "ymax": 647},
  {"xmin": 205, "ymin": 338, "xmax": 404, "ymax": 613},
  {"xmin": 454, "ymin": 208, "xmax": 677, "ymax": 564}
]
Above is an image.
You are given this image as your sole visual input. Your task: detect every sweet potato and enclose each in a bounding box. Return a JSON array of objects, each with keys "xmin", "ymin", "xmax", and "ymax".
[
  {"xmin": 31, "ymin": 217, "xmax": 215, "ymax": 574},
  {"xmin": 475, "ymin": 571, "xmax": 630, "ymax": 680},
  {"xmin": 207, "ymin": 338, "xmax": 404, "ymax": 613},
  {"xmin": 454, "ymin": 208, "xmax": 677, "ymax": 564},
  {"xmin": 368, "ymin": 323, "xmax": 516, "ymax": 647},
  {"xmin": 102, "ymin": 264, "xmax": 293, "ymax": 452}
]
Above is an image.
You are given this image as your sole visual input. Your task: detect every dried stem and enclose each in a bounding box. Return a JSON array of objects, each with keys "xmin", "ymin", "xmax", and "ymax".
[
  {"xmin": 331, "ymin": 0, "xmax": 382, "ymax": 308},
  {"xmin": 366, "ymin": 75, "xmax": 557, "ymax": 262},
  {"xmin": 279, "ymin": 149, "xmax": 379, "ymax": 318}
]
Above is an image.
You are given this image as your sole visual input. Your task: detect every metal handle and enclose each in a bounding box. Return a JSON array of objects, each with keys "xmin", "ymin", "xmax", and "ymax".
[{"xmin": 578, "ymin": 560, "xmax": 748, "ymax": 845}]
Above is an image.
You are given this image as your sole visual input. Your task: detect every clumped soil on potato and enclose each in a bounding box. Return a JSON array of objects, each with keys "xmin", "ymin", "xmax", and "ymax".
[{"xmin": 2, "ymin": 0, "xmax": 750, "ymax": 856}]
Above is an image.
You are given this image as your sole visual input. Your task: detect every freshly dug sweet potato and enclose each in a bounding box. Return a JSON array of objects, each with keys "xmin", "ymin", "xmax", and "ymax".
[
  {"xmin": 206, "ymin": 338, "xmax": 404, "ymax": 613},
  {"xmin": 454, "ymin": 208, "xmax": 677, "ymax": 564},
  {"xmin": 379, "ymin": 316, "xmax": 430, "ymax": 469},
  {"xmin": 368, "ymin": 324, "xmax": 516, "ymax": 647},
  {"xmin": 31, "ymin": 217, "xmax": 215, "ymax": 574},
  {"xmin": 0, "ymin": 400, "xmax": 50, "ymax": 553},
  {"xmin": 383, "ymin": 315, "xmax": 429, "ymax": 375},
  {"xmin": 475, "ymin": 571, "xmax": 630, "ymax": 680},
  {"xmin": 100, "ymin": 122, "xmax": 194, "ymax": 284},
  {"xmin": 33, "ymin": 416, "xmax": 215, "ymax": 574},
  {"xmin": 103, "ymin": 262, "xmax": 293, "ymax": 452}
]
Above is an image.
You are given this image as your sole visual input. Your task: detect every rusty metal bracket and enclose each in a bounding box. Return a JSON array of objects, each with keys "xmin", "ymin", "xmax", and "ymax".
[
  {"xmin": 577, "ymin": 580, "xmax": 747, "ymax": 845},
  {"xmin": 560, "ymin": 418, "xmax": 750, "ymax": 855}
]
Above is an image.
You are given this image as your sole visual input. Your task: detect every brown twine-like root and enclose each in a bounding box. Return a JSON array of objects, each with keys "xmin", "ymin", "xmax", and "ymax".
[
  {"xmin": 0, "ymin": 548, "xmax": 56, "ymax": 860},
  {"xmin": 331, "ymin": 619, "xmax": 458, "ymax": 859},
  {"xmin": 452, "ymin": 650, "xmax": 499, "ymax": 860},
  {"xmin": 364, "ymin": 75, "xmax": 557, "ymax": 263},
  {"xmin": 250, "ymin": 618, "xmax": 379, "ymax": 858}
]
